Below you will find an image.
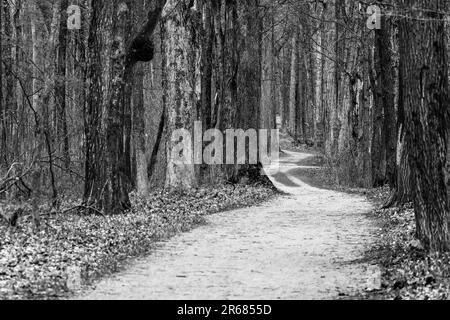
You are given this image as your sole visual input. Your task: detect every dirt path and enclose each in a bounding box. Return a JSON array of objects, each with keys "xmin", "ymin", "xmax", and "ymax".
[{"xmin": 77, "ymin": 150, "xmax": 379, "ymax": 300}]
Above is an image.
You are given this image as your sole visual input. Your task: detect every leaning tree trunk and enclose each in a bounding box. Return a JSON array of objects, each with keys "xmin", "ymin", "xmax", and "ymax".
[{"xmin": 399, "ymin": 0, "xmax": 450, "ymax": 252}]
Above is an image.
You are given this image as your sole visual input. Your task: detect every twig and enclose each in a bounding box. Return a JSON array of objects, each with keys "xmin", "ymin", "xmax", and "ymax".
[{"xmin": 59, "ymin": 205, "xmax": 106, "ymax": 217}]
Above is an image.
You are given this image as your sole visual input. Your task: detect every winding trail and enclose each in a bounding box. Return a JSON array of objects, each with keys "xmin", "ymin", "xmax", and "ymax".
[{"xmin": 77, "ymin": 150, "xmax": 379, "ymax": 300}]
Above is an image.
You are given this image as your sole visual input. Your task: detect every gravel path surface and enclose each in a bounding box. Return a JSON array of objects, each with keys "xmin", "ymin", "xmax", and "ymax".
[{"xmin": 76, "ymin": 150, "xmax": 379, "ymax": 300}]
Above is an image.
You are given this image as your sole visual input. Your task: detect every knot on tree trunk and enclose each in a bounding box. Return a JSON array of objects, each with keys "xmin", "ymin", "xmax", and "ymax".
[{"xmin": 128, "ymin": 34, "xmax": 155, "ymax": 64}]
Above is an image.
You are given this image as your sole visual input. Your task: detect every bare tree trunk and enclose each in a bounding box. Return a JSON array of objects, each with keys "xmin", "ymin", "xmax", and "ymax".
[
  {"xmin": 332, "ymin": 0, "xmax": 345, "ymax": 157},
  {"xmin": 56, "ymin": 0, "xmax": 70, "ymax": 170},
  {"xmin": 380, "ymin": 15, "xmax": 397, "ymax": 188},
  {"xmin": 234, "ymin": 0, "xmax": 262, "ymax": 180},
  {"xmin": 30, "ymin": 0, "xmax": 42, "ymax": 229},
  {"xmin": 399, "ymin": 0, "xmax": 450, "ymax": 252},
  {"xmin": 0, "ymin": 0, "xmax": 4, "ymax": 168},
  {"xmin": 371, "ymin": 4, "xmax": 396, "ymax": 187},
  {"xmin": 281, "ymin": 43, "xmax": 291, "ymax": 129},
  {"xmin": 2, "ymin": 0, "xmax": 17, "ymax": 168},
  {"xmin": 200, "ymin": 0, "xmax": 213, "ymax": 129},
  {"xmin": 384, "ymin": 54, "xmax": 411, "ymax": 208},
  {"xmin": 288, "ymin": 31, "xmax": 298, "ymax": 139},
  {"xmin": 198, "ymin": 0, "xmax": 214, "ymax": 183},
  {"xmin": 84, "ymin": 0, "xmax": 106, "ymax": 205},
  {"xmin": 85, "ymin": 0, "xmax": 166, "ymax": 213},
  {"xmin": 162, "ymin": 0, "xmax": 198, "ymax": 189},
  {"xmin": 313, "ymin": 7, "xmax": 324, "ymax": 147},
  {"xmin": 132, "ymin": 67, "xmax": 148, "ymax": 196},
  {"xmin": 260, "ymin": 1, "xmax": 274, "ymax": 131},
  {"xmin": 298, "ymin": 29, "xmax": 307, "ymax": 143}
]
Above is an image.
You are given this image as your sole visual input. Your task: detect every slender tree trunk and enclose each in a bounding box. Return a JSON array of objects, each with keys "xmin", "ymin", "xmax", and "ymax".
[
  {"xmin": 200, "ymin": 0, "xmax": 213, "ymax": 129},
  {"xmin": 132, "ymin": 67, "xmax": 148, "ymax": 196},
  {"xmin": 0, "ymin": 0, "xmax": 5, "ymax": 168},
  {"xmin": 332, "ymin": 0, "xmax": 345, "ymax": 157},
  {"xmin": 281, "ymin": 44, "xmax": 291, "ymax": 129},
  {"xmin": 288, "ymin": 31, "xmax": 298, "ymax": 139},
  {"xmin": 384, "ymin": 54, "xmax": 411, "ymax": 208},
  {"xmin": 2, "ymin": 0, "xmax": 16, "ymax": 167},
  {"xmin": 56, "ymin": 0, "xmax": 70, "ymax": 169},
  {"xmin": 199, "ymin": 0, "xmax": 214, "ymax": 183},
  {"xmin": 313, "ymin": 7, "xmax": 324, "ymax": 147},
  {"xmin": 298, "ymin": 31, "xmax": 307, "ymax": 143},
  {"xmin": 371, "ymin": 52, "xmax": 386, "ymax": 187},
  {"xmin": 260, "ymin": 1, "xmax": 274, "ymax": 131}
]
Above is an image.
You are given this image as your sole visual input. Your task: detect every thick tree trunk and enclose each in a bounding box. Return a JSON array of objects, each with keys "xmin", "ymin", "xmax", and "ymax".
[
  {"xmin": 85, "ymin": 0, "xmax": 166, "ymax": 213},
  {"xmin": 379, "ymin": 15, "xmax": 397, "ymax": 188},
  {"xmin": 399, "ymin": 0, "xmax": 450, "ymax": 251},
  {"xmin": 371, "ymin": 6, "xmax": 396, "ymax": 187},
  {"xmin": 84, "ymin": 0, "xmax": 106, "ymax": 205},
  {"xmin": 234, "ymin": 0, "xmax": 262, "ymax": 180},
  {"xmin": 162, "ymin": 0, "xmax": 198, "ymax": 189}
]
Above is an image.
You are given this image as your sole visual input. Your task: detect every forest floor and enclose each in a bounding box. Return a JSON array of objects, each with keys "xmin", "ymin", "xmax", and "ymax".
[
  {"xmin": 74, "ymin": 150, "xmax": 381, "ymax": 300},
  {"xmin": 293, "ymin": 150, "xmax": 450, "ymax": 300},
  {"xmin": 0, "ymin": 182, "xmax": 277, "ymax": 300},
  {"xmin": 358, "ymin": 194, "xmax": 450, "ymax": 300},
  {"xmin": 4, "ymin": 138, "xmax": 442, "ymax": 300}
]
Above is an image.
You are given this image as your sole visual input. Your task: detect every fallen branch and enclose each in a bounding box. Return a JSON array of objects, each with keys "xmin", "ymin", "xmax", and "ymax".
[{"xmin": 59, "ymin": 205, "xmax": 106, "ymax": 217}]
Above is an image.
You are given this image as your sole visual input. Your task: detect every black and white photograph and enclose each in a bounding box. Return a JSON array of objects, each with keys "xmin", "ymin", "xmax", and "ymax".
[{"xmin": 0, "ymin": 0, "xmax": 450, "ymax": 305}]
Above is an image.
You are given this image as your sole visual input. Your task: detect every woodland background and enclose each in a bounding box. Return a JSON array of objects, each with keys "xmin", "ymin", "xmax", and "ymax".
[{"xmin": 0, "ymin": 0, "xmax": 449, "ymax": 277}]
